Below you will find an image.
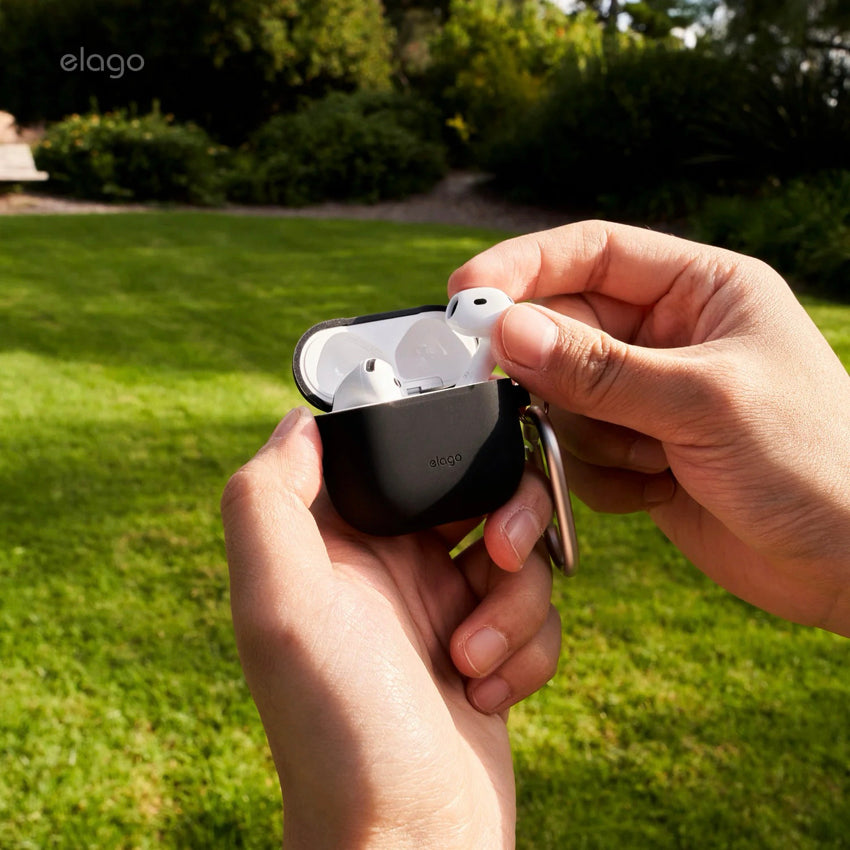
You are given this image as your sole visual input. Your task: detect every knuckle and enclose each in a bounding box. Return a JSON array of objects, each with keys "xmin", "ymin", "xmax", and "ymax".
[
  {"xmin": 220, "ymin": 461, "xmax": 271, "ymax": 522},
  {"xmin": 533, "ymin": 609, "xmax": 562, "ymax": 683},
  {"xmin": 519, "ymin": 471, "xmax": 555, "ymax": 533},
  {"xmin": 580, "ymin": 219, "xmax": 615, "ymax": 288},
  {"xmin": 578, "ymin": 331, "xmax": 625, "ymax": 403},
  {"xmin": 524, "ymin": 459, "xmax": 554, "ymax": 497},
  {"xmin": 508, "ymin": 466, "xmax": 551, "ymax": 518},
  {"xmin": 551, "ymin": 325, "xmax": 626, "ymax": 410},
  {"xmin": 500, "ymin": 586, "xmax": 548, "ymax": 638}
]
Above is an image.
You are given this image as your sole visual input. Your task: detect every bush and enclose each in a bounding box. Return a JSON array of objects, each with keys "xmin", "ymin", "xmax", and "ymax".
[
  {"xmin": 485, "ymin": 46, "xmax": 850, "ymax": 218},
  {"xmin": 33, "ymin": 111, "xmax": 228, "ymax": 204},
  {"xmin": 0, "ymin": 0, "xmax": 394, "ymax": 143},
  {"xmin": 233, "ymin": 91, "xmax": 447, "ymax": 205},
  {"xmin": 691, "ymin": 172, "xmax": 850, "ymax": 300},
  {"xmin": 485, "ymin": 47, "xmax": 742, "ymax": 215}
]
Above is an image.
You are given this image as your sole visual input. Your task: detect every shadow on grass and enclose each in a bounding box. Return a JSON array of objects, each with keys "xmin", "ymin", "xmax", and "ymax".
[
  {"xmin": 512, "ymin": 676, "xmax": 850, "ymax": 849},
  {"xmin": 0, "ymin": 213, "xmax": 503, "ymax": 376},
  {"xmin": 2, "ymin": 212, "xmax": 848, "ymax": 849}
]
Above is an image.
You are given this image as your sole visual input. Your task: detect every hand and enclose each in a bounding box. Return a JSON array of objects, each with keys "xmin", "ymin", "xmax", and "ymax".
[
  {"xmin": 449, "ymin": 220, "xmax": 850, "ymax": 636},
  {"xmin": 222, "ymin": 407, "xmax": 560, "ymax": 849}
]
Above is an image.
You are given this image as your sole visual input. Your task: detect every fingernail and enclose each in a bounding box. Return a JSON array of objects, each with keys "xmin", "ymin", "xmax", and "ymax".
[
  {"xmin": 470, "ymin": 675, "xmax": 511, "ymax": 714},
  {"xmin": 504, "ymin": 508, "xmax": 541, "ymax": 564},
  {"xmin": 500, "ymin": 305, "xmax": 559, "ymax": 370},
  {"xmin": 629, "ymin": 438, "xmax": 668, "ymax": 472},
  {"xmin": 270, "ymin": 407, "xmax": 305, "ymax": 441},
  {"xmin": 464, "ymin": 627, "xmax": 509, "ymax": 676},
  {"xmin": 644, "ymin": 473, "xmax": 676, "ymax": 505}
]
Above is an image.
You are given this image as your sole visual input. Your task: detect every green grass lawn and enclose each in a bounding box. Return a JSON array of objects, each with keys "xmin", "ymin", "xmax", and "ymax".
[{"xmin": 0, "ymin": 213, "xmax": 847, "ymax": 849}]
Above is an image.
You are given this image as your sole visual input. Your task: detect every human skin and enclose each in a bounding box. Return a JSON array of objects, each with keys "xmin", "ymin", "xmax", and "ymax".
[
  {"xmin": 449, "ymin": 220, "xmax": 850, "ymax": 636},
  {"xmin": 223, "ymin": 220, "xmax": 850, "ymax": 848},
  {"xmin": 222, "ymin": 408, "xmax": 560, "ymax": 849}
]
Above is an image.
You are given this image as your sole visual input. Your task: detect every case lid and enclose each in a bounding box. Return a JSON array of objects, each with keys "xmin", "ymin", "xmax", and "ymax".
[{"xmin": 293, "ymin": 305, "xmax": 481, "ymax": 411}]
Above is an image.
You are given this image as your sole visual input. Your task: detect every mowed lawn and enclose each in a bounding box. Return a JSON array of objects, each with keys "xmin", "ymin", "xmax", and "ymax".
[{"xmin": 0, "ymin": 213, "xmax": 847, "ymax": 849}]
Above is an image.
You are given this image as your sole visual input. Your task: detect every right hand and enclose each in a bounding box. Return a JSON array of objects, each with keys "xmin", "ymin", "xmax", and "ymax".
[{"xmin": 449, "ymin": 221, "xmax": 850, "ymax": 637}]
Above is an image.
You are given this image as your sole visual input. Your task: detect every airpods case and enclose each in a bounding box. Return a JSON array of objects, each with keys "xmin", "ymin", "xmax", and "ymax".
[{"xmin": 292, "ymin": 305, "xmax": 530, "ymax": 536}]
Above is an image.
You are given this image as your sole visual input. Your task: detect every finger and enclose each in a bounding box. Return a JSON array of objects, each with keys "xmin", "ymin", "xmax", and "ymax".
[
  {"xmin": 448, "ymin": 219, "xmax": 756, "ymax": 310},
  {"xmin": 433, "ymin": 462, "xmax": 554, "ymax": 555},
  {"xmin": 451, "ymin": 541, "xmax": 553, "ymax": 679},
  {"xmin": 548, "ymin": 406, "xmax": 669, "ymax": 474},
  {"xmin": 562, "ymin": 449, "xmax": 677, "ymax": 514},
  {"xmin": 491, "ymin": 302, "xmax": 715, "ymax": 443},
  {"xmin": 222, "ymin": 407, "xmax": 330, "ymax": 656},
  {"xmin": 537, "ymin": 290, "xmax": 649, "ymax": 348},
  {"xmin": 481, "ymin": 465, "xmax": 553, "ymax": 572},
  {"xmin": 467, "ymin": 604, "xmax": 562, "ymax": 715}
]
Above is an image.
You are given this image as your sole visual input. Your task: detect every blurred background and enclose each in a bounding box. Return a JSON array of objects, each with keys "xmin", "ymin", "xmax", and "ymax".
[{"xmin": 0, "ymin": 0, "xmax": 848, "ymax": 295}]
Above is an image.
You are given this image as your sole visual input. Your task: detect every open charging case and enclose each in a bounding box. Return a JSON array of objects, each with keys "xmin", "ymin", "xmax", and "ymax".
[
  {"xmin": 293, "ymin": 303, "xmax": 579, "ymax": 574},
  {"xmin": 292, "ymin": 304, "xmax": 528, "ymax": 535}
]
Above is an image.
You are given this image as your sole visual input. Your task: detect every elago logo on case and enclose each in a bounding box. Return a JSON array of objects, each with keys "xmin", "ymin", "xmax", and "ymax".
[{"xmin": 429, "ymin": 453, "xmax": 463, "ymax": 469}]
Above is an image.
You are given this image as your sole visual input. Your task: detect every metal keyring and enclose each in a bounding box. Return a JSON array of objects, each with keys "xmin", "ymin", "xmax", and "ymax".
[{"xmin": 521, "ymin": 404, "xmax": 579, "ymax": 576}]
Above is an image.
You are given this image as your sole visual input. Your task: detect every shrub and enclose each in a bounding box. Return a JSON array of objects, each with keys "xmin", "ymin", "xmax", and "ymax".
[
  {"xmin": 0, "ymin": 0, "xmax": 394, "ymax": 143},
  {"xmin": 235, "ymin": 91, "xmax": 447, "ymax": 205},
  {"xmin": 485, "ymin": 46, "xmax": 850, "ymax": 218},
  {"xmin": 485, "ymin": 47, "xmax": 742, "ymax": 214},
  {"xmin": 33, "ymin": 111, "xmax": 228, "ymax": 204},
  {"xmin": 691, "ymin": 171, "xmax": 850, "ymax": 300}
]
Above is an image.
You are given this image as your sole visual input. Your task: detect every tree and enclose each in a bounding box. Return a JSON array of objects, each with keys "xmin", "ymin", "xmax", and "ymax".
[
  {"xmin": 382, "ymin": 0, "xmax": 451, "ymax": 81},
  {"xmin": 566, "ymin": 0, "xmax": 719, "ymax": 42},
  {"xmin": 720, "ymin": 0, "xmax": 850, "ymax": 61},
  {"xmin": 627, "ymin": 0, "xmax": 718, "ymax": 38},
  {"xmin": 425, "ymin": 0, "xmax": 604, "ymax": 156},
  {"xmin": 0, "ymin": 0, "xmax": 394, "ymax": 140},
  {"xmin": 713, "ymin": 0, "xmax": 850, "ymax": 138}
]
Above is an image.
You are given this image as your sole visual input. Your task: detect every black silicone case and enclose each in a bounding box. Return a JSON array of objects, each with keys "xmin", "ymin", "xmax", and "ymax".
[
  {"xmin": 293, "ymin": 306, "xmax": 530, "ymax": 537},
  {"xmin": 316, "ymin": 379, "xmax": 529, "ymax": 536}
]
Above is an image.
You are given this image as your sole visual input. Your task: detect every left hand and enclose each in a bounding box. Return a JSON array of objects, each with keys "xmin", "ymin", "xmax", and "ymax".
[{"xmin": 222, "ymin": 407, "xmax": 560, "ymax": 849}]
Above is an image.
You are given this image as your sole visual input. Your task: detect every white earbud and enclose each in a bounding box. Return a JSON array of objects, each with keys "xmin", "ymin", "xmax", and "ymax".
[
  {"xmin": 332, "ymin": 358, "xmax": 405, "ymax": 410},
  {"xmin": 445, "ymin": 287, "xmax": 515, "ymax": 385}
]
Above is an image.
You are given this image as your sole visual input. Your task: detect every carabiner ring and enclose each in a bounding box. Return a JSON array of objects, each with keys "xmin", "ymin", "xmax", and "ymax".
[{"xmin": 521, "ymin": 404, "xmax": 579, "ymax": 576}]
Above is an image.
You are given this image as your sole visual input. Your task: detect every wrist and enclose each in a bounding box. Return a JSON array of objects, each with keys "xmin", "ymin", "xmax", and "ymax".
[
  {"xmin": 819, "ymin": 513, "xmax": 850, "ymax": 638},
  {"xmin": 283, "ymin": 817, "xmax": 513, "ymax": 850},
  {"xmin": 282, "ymin": 792, "xmax": 515, "ymax": 850},
  {"xmin": 813, "ymin": 460, "xmax": 850, "ymax": 637}
]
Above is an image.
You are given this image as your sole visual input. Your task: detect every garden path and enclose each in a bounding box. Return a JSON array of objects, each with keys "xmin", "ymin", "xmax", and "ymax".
[{"xmin": 0, "ymin": 171, "xmax": 574, "ymax": 232}]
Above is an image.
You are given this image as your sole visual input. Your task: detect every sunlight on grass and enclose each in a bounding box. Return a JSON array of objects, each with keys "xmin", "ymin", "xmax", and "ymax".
[
  {"xmin": 0, "ymin": 213, "xmax": 848, "ymax": 848},
  {"xmin": 801, "ymin": 296, "xmax": 850, "ymax": 361}
]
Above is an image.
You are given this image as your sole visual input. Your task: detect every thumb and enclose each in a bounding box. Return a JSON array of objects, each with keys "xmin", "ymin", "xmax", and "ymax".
[
  {"xmin": 493, "ymin": 303, "xmax": 706, "ymax": 442},
  {"xmin": 222, "ymin": 407, "xmax": 331, "ymax": 645}
]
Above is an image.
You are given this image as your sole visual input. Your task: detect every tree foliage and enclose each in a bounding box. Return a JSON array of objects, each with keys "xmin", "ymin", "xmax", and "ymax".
[
  {"xmin": 0, "ymin": 0, "xmax": 393, "ymax": 140},
  {"xmin": 721, "ymin": 0, "xmax": 850, "ymax": 61},
  {"xmin": 693, "ymin": 170, "xmax": 850, "ymax": 299},
  {"xmin": 423, "ymin": 0, "xmax": 611, "ymax": 158},
  {"xmin": 484, "ymin": 43, "xmax": 850, "ymax": 215},
  {"xmin": 566, "ymin": 0, "xmax": 719, "ymax": 40},
  {"xmin": 2, "ymin": 0, "xmax": 849, "ymax": 244}
]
